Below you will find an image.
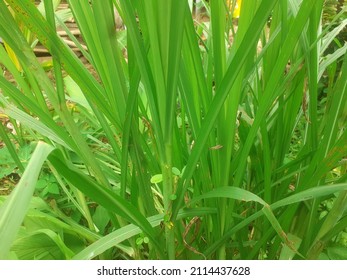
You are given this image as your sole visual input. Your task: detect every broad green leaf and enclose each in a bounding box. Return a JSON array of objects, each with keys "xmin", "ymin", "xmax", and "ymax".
[
  {"xmin": 172, "ymin": 167, "xmax": 181, "ymax": 177},
  {"xmin": 0, "ymin": 146, "xmax": 17, "ymax": 178},
  {"xmin": 12, "ymin": 229, "xmax": 75, "ymax": 260},
  {"xmin": 150, "ymin": 174, "xmax": 163, "ymax": 184},
  {"xmin": 92, "ymin": 206, "xmax": 110, "ymax": 235}
]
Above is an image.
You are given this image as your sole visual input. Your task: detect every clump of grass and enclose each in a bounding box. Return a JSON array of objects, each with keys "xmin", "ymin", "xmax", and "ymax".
[{"xmin": 0, "ymin": 0, "xmax": 347, "ymax": 260}]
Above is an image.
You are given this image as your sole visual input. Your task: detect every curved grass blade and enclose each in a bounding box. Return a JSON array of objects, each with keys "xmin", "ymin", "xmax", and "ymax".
[
  {"xmin": 202, "ymin": 183, "xmax": 347, "ymax": 257},
  {"xmin": 1, "ymin": 103, "xmax": 74, "ymax": 150},
  {"xmin": 271, "ymin": 183, "xmax": 347, "ymax": 210},
  {"xmin": 73, "ymin": 207, "xmax": 217, "ymax": 260},
  {"xmin": 73, "ymin": 214, "xmax": 164, "ymax": 260},
  {"xmin": 187, "ymin": 186, "xmax": 301, "ymax": 256},
  {"xmin": 188, "ymin": 186, "xmax": 267, "ymax": 206},
  {"xmin": 47, "ymin": 151, "xmax": 163, "ymax": 257}
]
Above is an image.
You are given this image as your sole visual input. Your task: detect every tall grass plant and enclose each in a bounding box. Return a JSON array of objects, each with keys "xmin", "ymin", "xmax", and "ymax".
[{"xmin": 0, "ymin": 0, "xmax": 347, "ymax": 260}]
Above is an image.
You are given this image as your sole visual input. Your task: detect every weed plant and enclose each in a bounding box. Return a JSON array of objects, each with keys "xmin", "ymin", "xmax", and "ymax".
[{"xmin": 0, "ymin": 0, "xmax": 347, "ymax": 260}]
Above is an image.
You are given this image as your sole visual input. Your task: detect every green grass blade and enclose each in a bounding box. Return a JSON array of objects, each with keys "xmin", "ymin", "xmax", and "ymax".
[
  {"xmin": 119, "ymin": 0, "xmax": 164, "ymax": 156},
  {"xmin": 0, "ymin": 122, "xmax": 24, "ymax": 173},
  {"xmin": 73, "ymin": 207, "xmax": 216, "ymax": 260},
  {"xmin": 307, "ymin": 191, "xmax": 347, "ymax": 259},
  {"xmin": 201, "ymin": 183, "xmax": 347, "ymax": 257},
  {"xmin": 187, "ymin": 186, "xmax": 301, "ymax": 255},
  {"xmin": 47, "ymin": 151, "xmax": 163, "ymax": 257},
  {"xmin": 188, "ymin": 186, "xmax": 267, "ymax": 206},
  {"xmin": 271, "ymin": 183, "xmax": 347, "ymax": 210},
  {"xmin": 279, "ymin": 233, "xmax": 302, "ymax": 260},
  {"xmin": 0, "ymin": 141, "xmax": 54, "ymax": 259},
  {"xmin": 0, "ymin": 102, "xmax": 74, "ymax": 150},
  {"xmin": 173, "ymin": 0, "xmax": 278, "ymax": 219},
  {"xmin": 2, "ymin": 0, "xmax": 111, "ymax": 186},
  {"xmin": 233, "ymin": 0, "xmax": 323, "ymax": 187},
  {"xmin": 73, "ymin": 214, "xmax": 164, "ymax": 260}
]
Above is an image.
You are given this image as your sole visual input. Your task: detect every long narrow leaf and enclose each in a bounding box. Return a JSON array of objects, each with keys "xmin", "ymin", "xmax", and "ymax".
[
  {"xmin": 0, "ymin": 141, "xmax": 54, "ymax": 259},
  {"xmin": 47, "ymin": 151, "xmax": 163, "ymax": 257}
]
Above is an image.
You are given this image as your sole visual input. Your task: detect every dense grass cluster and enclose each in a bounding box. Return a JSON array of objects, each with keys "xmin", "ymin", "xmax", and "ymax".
[{"xmin": 0, "ymin": 0, "xmax": 347, "ymax": 260}]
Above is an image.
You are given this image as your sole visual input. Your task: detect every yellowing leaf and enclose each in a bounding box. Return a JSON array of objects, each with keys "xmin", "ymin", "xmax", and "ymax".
[{"xmin": 227, "ymin": 0, "xmax": 242, "ymax": 18}]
